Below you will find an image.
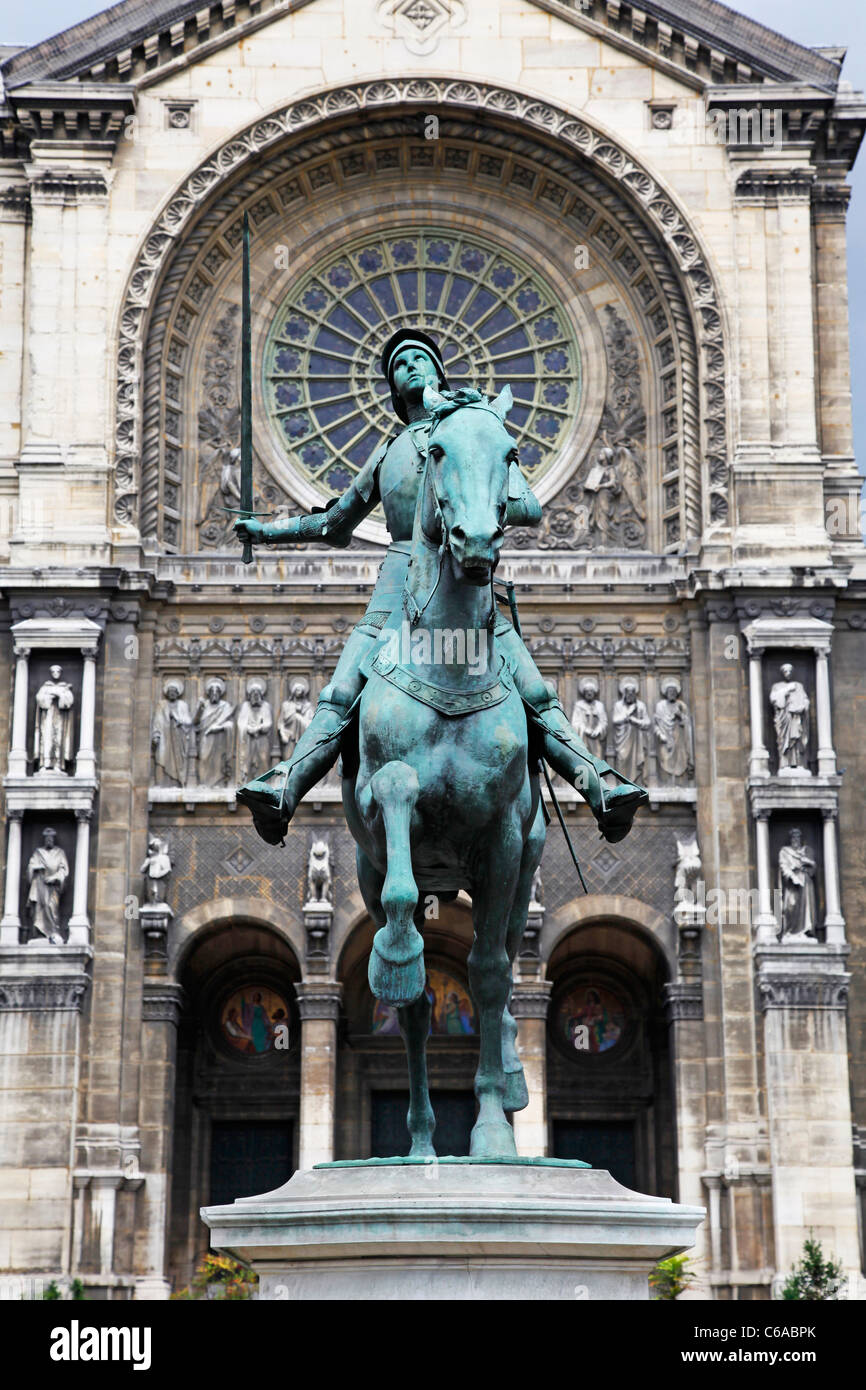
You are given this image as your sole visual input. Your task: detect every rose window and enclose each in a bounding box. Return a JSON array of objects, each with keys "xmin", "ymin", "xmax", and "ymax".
[{"xmin": 264, "ymin": 228, "xmax": 581, "ymax": 510}]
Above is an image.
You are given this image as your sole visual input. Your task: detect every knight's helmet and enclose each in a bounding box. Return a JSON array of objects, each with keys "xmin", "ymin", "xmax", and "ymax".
[{"xmin": 380, "ymin": 328, "xmax": 450, "ymax": 423}]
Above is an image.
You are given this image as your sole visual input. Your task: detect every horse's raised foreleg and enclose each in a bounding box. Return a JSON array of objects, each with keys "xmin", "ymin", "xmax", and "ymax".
[
  {"xmin": 468, "ymin": 819, "xmax": 524, "ymax": 1158},
  {"xmin": 502, "ymin": 791, "xmax": 546, "ymax": 1113},
  {"xmin": 366, "ymin": 761, "xmax": 426, "ymax": 1007},
  {"xmin": 397, "ymin": 945, "xmax": 436, "ymax": 1158}
]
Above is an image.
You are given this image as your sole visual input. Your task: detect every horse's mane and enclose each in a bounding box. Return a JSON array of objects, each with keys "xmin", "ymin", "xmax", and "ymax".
[{"xmin": 426, "ymin": 386, "xmax": 511, "ymax": 432}]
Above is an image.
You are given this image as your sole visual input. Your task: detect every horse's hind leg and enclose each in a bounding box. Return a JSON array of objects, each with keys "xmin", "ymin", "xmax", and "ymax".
[
  {"xmin": 367, "ymin": 761, "xmax": 425, "ymax": 1007},
  {"xmin": 397, "ymin": 936, "xmax": 436, "ymax": 1158},
  {"xmin": 502, "ymin": 792, "xmax": 546, "ymax": 1113}
]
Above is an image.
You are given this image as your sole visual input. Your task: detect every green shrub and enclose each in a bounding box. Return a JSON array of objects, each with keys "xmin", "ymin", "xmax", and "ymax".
[
  {"xmin": 780, "ymin": 1236, "xmax": 845, "ymax": 1301},
  {"xmin": 649, "ymin": 1254, "xmax": 696, "ymax": 1300}
]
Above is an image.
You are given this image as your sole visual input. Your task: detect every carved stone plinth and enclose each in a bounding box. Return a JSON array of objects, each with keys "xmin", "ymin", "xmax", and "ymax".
[
  {"xmin": 139, "ymin": 902, "xmax": 173, "ymax": 973},
  {"xmin": 0, "ymin": 943, "xmax": 92, "ymax": 1011},
  {"xmin": 203, "ymin": 1160, "xmax": 705, "ymax": 1301},
  {"xmin": 302, "ymin": 901, "xmax": 333, "ymax": 973}
]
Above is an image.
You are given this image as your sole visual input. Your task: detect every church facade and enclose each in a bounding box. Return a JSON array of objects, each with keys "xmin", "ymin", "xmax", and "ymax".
[{"xmin": 0, "ymin": 0, "xmax": 864, "ymax": 1299}]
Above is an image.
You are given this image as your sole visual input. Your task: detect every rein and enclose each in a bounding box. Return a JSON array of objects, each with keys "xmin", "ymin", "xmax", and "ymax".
[{"xmin": 403, "ymin": 399, "xmax": 506, "ymax": 629}]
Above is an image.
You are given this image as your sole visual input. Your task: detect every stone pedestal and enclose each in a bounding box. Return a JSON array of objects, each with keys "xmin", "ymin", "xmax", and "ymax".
[{"xmin": 202, "ymin": 1159, "xmax": 704, "ymax": 1301}]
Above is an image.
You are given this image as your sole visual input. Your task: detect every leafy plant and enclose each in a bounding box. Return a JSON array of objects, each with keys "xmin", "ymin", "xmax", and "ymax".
[
  {"xmin": 42, "ymin": 1281, "xmax": 62, "ymax": 1301},
  {"xmin": 171, "ymin": 1252, "xmax": 258, "ymax": 1301},
  {"xmin": 780, "ymin": 1235, "xmax": 845, "ymax": 1301},
  {"xmin": 649, "ymin": 1254, "xmax": 696, "ymax": 1300}
]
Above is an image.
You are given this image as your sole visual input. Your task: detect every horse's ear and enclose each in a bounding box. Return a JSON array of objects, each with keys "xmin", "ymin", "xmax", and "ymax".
[
  {"xmin": 423, "ymin": 384, "xmax": 448, "ymax": 411},
  {"xmin": 489, "ymin": 383, "xmax": 513, "ymax": 421}
]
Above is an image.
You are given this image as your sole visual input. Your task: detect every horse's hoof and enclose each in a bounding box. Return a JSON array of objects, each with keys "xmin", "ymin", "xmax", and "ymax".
[
  {"xmin": 503, "ymin": 1067, "xmax": 529, "ymax": 1114},
  {"xmin": 470, "ymin": 1120, "xmax": 518, "ymax": 1160},
  {"xmin": 409, "ymin": 1141, "xmax": 437, "ymax": 1159},
  {"xmin": 368, "ymin": 934, "xmax": 425, "ymax": 1006}
]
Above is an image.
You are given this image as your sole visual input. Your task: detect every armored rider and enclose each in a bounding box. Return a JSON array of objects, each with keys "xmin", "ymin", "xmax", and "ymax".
[{"xmin": 234, "ymin": 329, "xmax": 648, "ymax": 844}]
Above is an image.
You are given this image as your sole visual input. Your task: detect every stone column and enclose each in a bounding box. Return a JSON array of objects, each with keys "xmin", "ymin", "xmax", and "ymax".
[
  {"xmin": 75, "ymin": 646, "xmax": 99, "ymax": 780},
  {"xmin": 755, "ymin": 944, "xmax": 860, "ymax": 1281},
  {"xmin": 136, "ymin": 983, "xmax": 185, "ymax": 1301},
  {"xmin": 822, "ymin": 808, "xmax": 846, "ymax": 946},
  {"xmin": 754, "ymin": 812, "xmax": 777, "ymax": 943},
  {"xmin": 814, "ymin": 647, "xmax": 837, "ymax": 777},
  {"xmin": 66, "ymin": 811, "xmax": 92, "ymax": 946},
  {"xmin": 295, "ymin": 982, "xmax": 342, "ymax": 1171},
  {"xmin": 8, "ymin": 644, "xmax": 30, "ymax": 777},
  {"xmin": 747, "ymin": 648, "xmax": 770, "ymax": 778},
  {"xmin": 511, "ymin": 978, "xmax": 552, "ymax": 1158},
  {"xmin": 0, "ymin": 811, "xmax": 24, "ymax": 944}
]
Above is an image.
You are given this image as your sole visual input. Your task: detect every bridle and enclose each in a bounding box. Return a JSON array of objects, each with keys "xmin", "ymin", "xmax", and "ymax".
[{"xmin": 403, "ymin": 400, "xmax": 509, "ymax": 629}]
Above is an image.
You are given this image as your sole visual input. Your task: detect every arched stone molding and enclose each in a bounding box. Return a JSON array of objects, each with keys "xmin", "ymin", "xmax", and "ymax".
[
  {"xmin": 546, "ymin": 892, "xmax": 677, "ymax": 982},
  {"xmin": 113, "ymin": 78, "xmax": 730, "ymax": 548},
  {"xmin": 169, "ymin": 894, "xmax": 304, "ymax": 977}
]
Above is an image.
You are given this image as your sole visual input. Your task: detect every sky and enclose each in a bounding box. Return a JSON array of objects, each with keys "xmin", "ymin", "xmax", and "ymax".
[{"xmin": 2, "ymin": 0, "xmax": 864, "ymax": 486}]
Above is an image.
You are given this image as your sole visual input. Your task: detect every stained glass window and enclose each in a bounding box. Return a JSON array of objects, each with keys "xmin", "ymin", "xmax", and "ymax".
[{"xmin": 264, "ymin": 228, "xmax": 581, "ymax": 508}]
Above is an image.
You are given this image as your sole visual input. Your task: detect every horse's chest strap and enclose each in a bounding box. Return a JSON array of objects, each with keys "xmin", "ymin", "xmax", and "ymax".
[{"xmin": 370, "ymin": 652, "xmax": 512, "ymax": 717}]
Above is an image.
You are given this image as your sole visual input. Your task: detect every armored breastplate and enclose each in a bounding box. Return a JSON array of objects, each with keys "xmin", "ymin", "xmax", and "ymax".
[{"xmin": 377, "ymin": 424, "xmax": 429, "ymax": 541}]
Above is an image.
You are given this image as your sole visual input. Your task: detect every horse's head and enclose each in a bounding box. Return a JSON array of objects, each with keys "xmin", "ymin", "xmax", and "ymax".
[{"xmin": 421, "ymin": 384, "xmax": 515, "ymax": 587}]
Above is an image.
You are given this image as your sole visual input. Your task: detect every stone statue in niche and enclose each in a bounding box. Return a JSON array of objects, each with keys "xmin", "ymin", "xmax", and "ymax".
[
  {"xmin": 151, "ymin": 678, "xmax": 195, "ymax": 787},
  {"xmin": 278, "ymin": 677, "xmax": 314, "ymax": 760},
  {"xmin": 237, "ymin": 677, "xmax": 273, "ymax": 784},
  {"xmin": 674, "ymin": 833, "xmax": 702, "ymax": 905},
  {"xmin": 529, "ymin": 865, "xmax": 543, "ymax": 909},
  {"xmin": 33, "ymin": 665, "xmax": 75, "ymax": 774},
  {"xmin": 26, "ymin": 827, "xmax": 69, "ymax": 945},
  {"xmin": 570, "ymin": 676, "xmax": 608, "ymax": 759},
  {"xmin": 769, "ymin": 664, "xmax": 810, "ymax": 775},
  {"xmin": 141, "ymin": 834, "xmax": 172, "ymax": 905},
  {"xmin": 654, "ymin": 676, "xmax": 694, "ymax": 783},
  {"xmin": 612, "ymin": 678, "xmax": 651, "ymax": 783},
  {"xmin": 194, "ymin": 677, "xmax": 235, "ymax": 786},
  {"xmin": 777, "ymin": 827, "xmax": 817, "ymax": 940},
  {"xmin": 306, "ymin": 838, "xmax": 332, "ymax": 906}
]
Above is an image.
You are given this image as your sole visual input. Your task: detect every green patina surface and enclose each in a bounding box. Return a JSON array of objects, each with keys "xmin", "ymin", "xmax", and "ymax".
[{"xmin": 315, "ymin": 1156, "xmax": 591, "ymax": 1169}]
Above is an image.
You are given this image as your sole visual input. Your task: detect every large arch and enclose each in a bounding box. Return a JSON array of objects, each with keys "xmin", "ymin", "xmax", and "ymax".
[
  {"xmin": 113, "ymin": 77, "xmax": 730, "ymax": 546},
  {"xmin": 170, "ymin": 894, "xmax": 304, "ymax": 976}
]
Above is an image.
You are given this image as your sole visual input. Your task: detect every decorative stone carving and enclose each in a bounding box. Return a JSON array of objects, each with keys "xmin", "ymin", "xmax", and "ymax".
[
  {"xmin": 662, "ymin": 981, "xmax": 703, "ymax": 1022},
  {"xmin": 26, "ymin": 828, "xmax": 69, "ymax": 945},
  {"xmin": 140, "ymin": 835, "xmax": 172, "ymax": 905},
  {"xmin": 278, "ymin": 677, "xmax": 314, "ymax": 759},
  {"xmin": 34, "ymin": 665, "xmax": 74, "ymax": 774},
  {"xmin": 306, "ymin": 839, "xmax": 332, "ymax": 907},
  {"xmin": 758, "ymin": 976, "xmax": 849, "ymax": 1012},
  {"xmin": 777, "ymin": 829, "xmax": 818, "ymax": 941},
  {"xmin": 237, "ymin": 678, "xmax": 274, "ymax": 783},
  {"xmin": 769, "ymin": 664, "xmax": 810, "ymax": 775},
  {"xmin": 120, "ymin": 80, "xmax": 728, "ymax": 534},
  {"xmin": 194, "ymin": 677, "xmax": 235, "ymax": 787},
  {"xmin": 654, "ymin": 676, "xmax": 694, "ymax": 783},
  {"xmin": 674, "ymin": 833, "xmax": 702, "ymax": 905},
  {"xmin": 570, "ymin": 676, "xmax": 608, "ymax": 758},
  {"xmin": 612, "ymin": 678, "xmax": 650, "ymax": 783},
  {"xmin": 529, "ymin": 865, "xmax": 543, "ymax": 909},
  {"xmin": 151, "ymin": 678, "xmax": 195, "ymax": 786},
  {"xmin": 0, "ymin": 977, "xmax": 90, "ymax": 1012}
]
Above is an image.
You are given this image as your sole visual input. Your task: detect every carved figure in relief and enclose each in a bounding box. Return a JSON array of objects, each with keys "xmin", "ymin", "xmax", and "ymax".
[
  {"xmin": 306, "ymin": 838, "xmax": 332, "ymax": 906},
  {"xmin": 570, "ymin": 676, "xmax": 608, "ymax": 759},
  {"xmin": 277, "ymin": 677, "xmax": 314, "ymax": 759},
  {"xmin": 151, "ymin": 678, "xmax": 195, "ymax": 787},
  {"xmin": 26, "ymin": 827, "xmax": 69, "ymax": 945},
  {"xmin": 529, "ymin": 865, "xmax": 543, "ymax": 909},
  {"xmin": 34, "ymin": 665, "xmax": 75, "ymax": 774},
  {"xmin": 769, "ymin": 663, "xmax": 810, "ymax": 773},
  {"xmin": 237, "ymin": 678, "xmax": 273, "ymax": 784},
  {"xmin": 141, "ymin": 835, "xmax": 172, "ymax": 905},
  {"xmin": 194, "ymin": 677, "xmax": 235, "ymax": 786},
  {"xmin": 777, "ymin": 828, "xmax": 818, "ymax": 940},
  {"xmin": 612, "ymin": 678, "xmax": 651, "ymax": 783},
  {"xmin": 654, "ymin": 676, "xmax": 694, "ymax": 782},
  {"xmin": 674, "ymin": 834, "xmax": 702, "ymax": 902}
]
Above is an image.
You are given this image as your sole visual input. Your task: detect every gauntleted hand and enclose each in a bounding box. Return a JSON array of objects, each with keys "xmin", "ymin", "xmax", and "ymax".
[{"xmin": 233, "ymin": 516, "xmax": 265, "ymax": 544}]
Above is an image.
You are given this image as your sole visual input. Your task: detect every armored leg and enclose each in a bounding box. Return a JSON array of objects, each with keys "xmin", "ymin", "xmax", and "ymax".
[
  {"xmin": 495, "ymin": 621, "xmax": 648, "ymax": 843},
  {"xmin": 237, "ymin": 625, "xmax": 377, "ymax": 845}
]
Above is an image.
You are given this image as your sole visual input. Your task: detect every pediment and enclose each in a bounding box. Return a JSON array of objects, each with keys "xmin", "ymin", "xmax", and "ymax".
[{"xmin": 0, "ymin": 0, "xmax": 844, "ymax": 98}]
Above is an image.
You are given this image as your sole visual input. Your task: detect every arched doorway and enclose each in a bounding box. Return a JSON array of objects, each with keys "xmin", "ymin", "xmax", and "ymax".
[
  {"xmin": 168, "ymin": 919, "xmax": 301, "ymax": 1288},
  {"xmin": 336, "ymin": 900, "xmax": 479, "ymax": 1159},
  {"xmin": 546, "ymin": 919, "xmax": 675, "ymax": 1196}
]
